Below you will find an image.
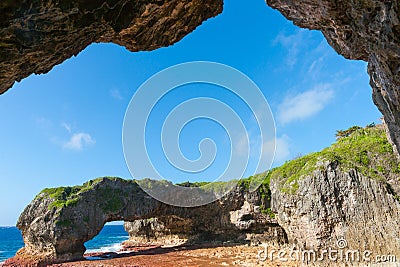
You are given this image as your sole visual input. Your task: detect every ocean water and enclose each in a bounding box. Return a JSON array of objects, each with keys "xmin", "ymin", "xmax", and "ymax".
[
  {"xmin": 85, "ymin": 224, "xmax": 129, "ymax": 253},
  {"xmin": 0, "ymin": 224, "xmax": 129, "ymax": 263},
  {"xmin": 0, "ymin": 226, "xmax": 24, "ymax": 263}
]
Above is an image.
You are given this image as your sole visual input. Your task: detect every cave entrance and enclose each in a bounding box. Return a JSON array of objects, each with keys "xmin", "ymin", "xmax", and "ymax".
[{"xmin": 84, "ymin": 221, "xmax": 129, "ymax": 259}]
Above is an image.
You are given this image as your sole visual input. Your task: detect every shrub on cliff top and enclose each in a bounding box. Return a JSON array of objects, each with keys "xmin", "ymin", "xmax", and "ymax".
[
  {"xmin": 273, "ymin": 124, "xmax": 399, "ymax": 193},
  {"xmin": 34, "ymin": 126, "xmax": 399, "ymax": 212},
  {"xmin": 36, "ymin": 177, "xmax": 127, "ymax": 210}
]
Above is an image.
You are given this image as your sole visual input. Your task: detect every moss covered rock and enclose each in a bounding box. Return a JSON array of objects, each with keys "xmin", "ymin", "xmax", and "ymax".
[
  {"xmin": 9, "ymin": 177, "xmax": 285, "ymax": 266},
  {"xmin": 270, "ymin": 125, "xmax": 400, "ymax": 257}
]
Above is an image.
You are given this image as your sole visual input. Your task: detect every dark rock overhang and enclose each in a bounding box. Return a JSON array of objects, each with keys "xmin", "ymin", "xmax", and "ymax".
[
  {"xmin": 0, "ymin": 0, "xmax": 223, "ymax": 94},
  {"xmin": 1, "ymin": 1, "xmax": 399, "ymax": 155}
]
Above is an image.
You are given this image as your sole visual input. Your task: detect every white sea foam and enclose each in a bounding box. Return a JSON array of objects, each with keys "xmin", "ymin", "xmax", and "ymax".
[{"xmin": 85, "ymin": 242, "xmax": 123, "ymax": 254}]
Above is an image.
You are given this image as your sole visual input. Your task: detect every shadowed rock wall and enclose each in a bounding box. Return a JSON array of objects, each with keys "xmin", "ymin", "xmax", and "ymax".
[{"xmin": 0, "ymin": 0, "xmax": 222, "ymax": 93}]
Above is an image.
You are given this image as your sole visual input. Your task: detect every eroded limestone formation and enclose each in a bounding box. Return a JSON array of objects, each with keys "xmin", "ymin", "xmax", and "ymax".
[
  {"xmin": 2, "ymin": 1, "xmax": 400, "ymax": 266},
  {"xmin": 271, "ymin": 163, "xmax": 400, "ymax": 257},
  {"xmin": 5, "ymin": 177, "xmax": 286, "ymax": 266},
  {"xmin": 269, "ymin": 126, "xmax": 400, "ymax": 257},
  {"xmin": 123, "ymin": 196, "xmax": 287, "ymax": 248},
  {"xmin": 7, "ymin": 126, "xmax": 400, "ymax": 266},
  {"xmin": 0, "ymin": 0, "xmax": 222, "ymax": 94}
]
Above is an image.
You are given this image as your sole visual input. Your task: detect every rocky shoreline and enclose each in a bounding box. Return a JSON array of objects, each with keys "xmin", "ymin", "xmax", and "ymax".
[
  {"xmin": 3, "ymin": 126, "xmax": 400, "ymax": 266},
  {"xmin": 2, "ymin": 242, "xmax": 298, "ymax": 267},
  {"xmin": 2, "ymin": 0, "xmax": 400, "ymax": 265},
  {"xmin": 51, "ymin": 243, "xmax": 298, "ymax": 267},
  {"xmin": 4, "ymin": 176, "xmax": 287, "ymax": 266}
]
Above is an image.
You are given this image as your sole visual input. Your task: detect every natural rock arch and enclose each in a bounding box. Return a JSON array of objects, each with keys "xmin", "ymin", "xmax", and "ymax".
[
  {"xmin": 6, "ymin": 126, "xmax": 400, "ymax": 266},
  {"xmin": 1, "ymin": 1, "xmax": 400, "ymax": 265},
  {"xmin": 7, "ymin": 177, "xmax": 285, "ymax": 266},
  {"xmin": 14, "ymin": 178, "xmax": 158, "ymax": 265}
]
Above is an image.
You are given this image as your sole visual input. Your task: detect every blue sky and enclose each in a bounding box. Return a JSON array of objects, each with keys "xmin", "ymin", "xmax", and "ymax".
[{"xmin": 0, "ymin": 0, "xmax": 381, "ymax": 225}]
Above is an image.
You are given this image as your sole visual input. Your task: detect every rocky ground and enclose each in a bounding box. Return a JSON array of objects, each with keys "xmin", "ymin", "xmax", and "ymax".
[
  {"xmin": 6, "ymin": 126, "xmax": 399, "ymax": 267},
  {"xmin": 49, "ymin": 244, "xmax": 298, "ymax": 267}
]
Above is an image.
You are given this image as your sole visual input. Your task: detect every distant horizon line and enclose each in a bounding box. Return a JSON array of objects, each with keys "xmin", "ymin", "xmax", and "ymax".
[{"xmin": 0, "ymin": 221, "xmax": 125, "ymax": 228}]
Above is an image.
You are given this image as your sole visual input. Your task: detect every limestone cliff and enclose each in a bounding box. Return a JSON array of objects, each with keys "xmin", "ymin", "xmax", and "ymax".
[
  {"xmin": 270, "ymin": 125, "xmax": 400, "ymax": 258},
  {"xmin": 6, "ymin": 126, "xmax": 400, "ymax": 266},
  {"xmin": 0, "ymin": 0, "xmax": 222, "ymax": 94},
  {"xmin": 5, "ymin": 178, "xmax": 286, "ymax": 266}
]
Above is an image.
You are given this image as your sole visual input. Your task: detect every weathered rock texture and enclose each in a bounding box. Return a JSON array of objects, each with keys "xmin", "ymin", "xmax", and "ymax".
[
  {"xmin": 5, "ymin": 177, "xmax": 286, "ymax": 266},
  {"xmin": 271, "ymin": 163, "xmax": 400, "ymax": 257},
  {"xmin": 267, "ymin": 0, "xmax": 400, "ymax": 156},
  {"xmin": 6, "ymin": 127, "xmax": 400, "ymax": 266},
  {"xmin": 269, "ymin": 126, "xmax": 400, "ymax": 261},
  {"xmin": 0, "ymin": 0, "xmax": 222, "ymax": 94},
  {"xmin": 123, "ymin": 197, "xmax": 287, "ymax": 247}
]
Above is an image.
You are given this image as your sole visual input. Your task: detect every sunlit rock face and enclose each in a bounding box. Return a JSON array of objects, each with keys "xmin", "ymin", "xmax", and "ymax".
[
  {"xmin": 269, "ymin": 126, "xmax": 400, "ymax": 259},
  {"xmin": 266, "ymin": 0, "xmax": 400, "ymax": 155},
  {"xmin": 271, "ymin": 162, "xmax": 400, "ymax": 257},
  {"xmin": 5, "ymin": 177, "xmax": 286, "ymax": 266},
  {"xmin": 0, "ymin": 0, "xmax": 223, "ymax": 94},
  {"xmin": 7, "ymin": 127, "xmax": 400, "ymax": 266}
]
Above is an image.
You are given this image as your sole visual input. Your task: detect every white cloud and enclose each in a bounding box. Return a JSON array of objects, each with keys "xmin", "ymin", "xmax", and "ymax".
[
  {"xmin": 274, "ymin": 29, "xmax": 309, "ymax": 68},
  {"xmin": 61, "ymin": 122, "xmax": 72, "ymax": 133},
  {"xmin": 307, "ymin": 41, "xmax": 332, "ymax": 79},
  {"xmin": 61, "ymin": 122, "xmax": 95, "ymax": 151},
  {"xmin": 63, "ymin": 133, "xmax": 95, "ymax": 151},
  {"xmin": 35, "ymin": 118, "xmax": 95, "ymax": 151},
  {"xmin": 110, "ymin": 88, "xmax": 123, "ymax": 100},
  {"xmin": 277, "ymin": 85, "xmax": 334, "ymax": 125}
]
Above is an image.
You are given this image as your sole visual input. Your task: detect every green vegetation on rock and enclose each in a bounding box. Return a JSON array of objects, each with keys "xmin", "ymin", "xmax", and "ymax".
[
  {"xmin": 174, "ymin": 180, "xmax": 240, "ymax": 197},
  {"xmin": 36, "ymin": 177, "xmax": 128, "ymax": 211},
  {"xmin": 238, "ymin": 171, "xmax": 272, "ymax": 209},
  {"xmin": 262, "ymin": 207, "xmax": 276, "ymax": 219},
  {"xmin": 98, "ymin": 188, "xmax": 124, "ymax": 212},
  {"xmin": 335, "ymin": 125, "xmax": 363, "ymax": 139},
  {"xmin": 35, "ymin": 126, "xmax": 399, "ymax": 220},
  {"xmin": 235, "ymin": 125, "xmax": 398, "ymax": 196},
  {"xmin": 176, "ymin": 181, "xmax": 211, "ymax": 187},
  {"xmin": 271, "ymin": 125, "xmax": 400, "ymax": 193}
]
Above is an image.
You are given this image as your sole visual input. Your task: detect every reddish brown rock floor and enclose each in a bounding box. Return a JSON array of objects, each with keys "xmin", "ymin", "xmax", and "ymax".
[{"xmin": 48, "ymin": 244, "xmax": 299, "ymax": 267}]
